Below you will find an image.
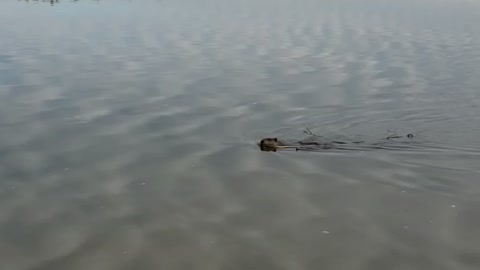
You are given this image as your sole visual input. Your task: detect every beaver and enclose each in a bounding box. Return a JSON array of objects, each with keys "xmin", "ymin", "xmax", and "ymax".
[
  {"xmin": 258, "ymin": 133, "xmax": 415, "ymax": 152},
  {"xmin": 258, "ymin": 137, "xmax": 343, "ymax": 152},
  {"xmin": 258, "ymin": 138, "xmax": 290, "ymax": 151}
]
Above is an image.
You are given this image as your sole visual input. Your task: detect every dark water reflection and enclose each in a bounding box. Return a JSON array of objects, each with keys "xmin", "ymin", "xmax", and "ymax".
[{"xmin": 1, "ymin": 0, "xmax": 480, "ymax": 269}]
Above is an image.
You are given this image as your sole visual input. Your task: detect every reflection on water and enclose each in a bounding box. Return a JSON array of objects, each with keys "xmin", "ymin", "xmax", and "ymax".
[{"xmin": 1, "ymin": 0, "xmax": 480, "ymax": 269}]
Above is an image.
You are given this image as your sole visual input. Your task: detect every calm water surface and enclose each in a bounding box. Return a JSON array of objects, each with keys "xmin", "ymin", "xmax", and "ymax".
[{"xmin": 1, "ymin": 0, "xmax": 480, "ymax": 269}]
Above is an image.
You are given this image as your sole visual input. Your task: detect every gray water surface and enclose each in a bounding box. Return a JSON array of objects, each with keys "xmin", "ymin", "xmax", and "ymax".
[{"xmin": 1, "ymin": 0, "xmax": 480, "ymax": 269}]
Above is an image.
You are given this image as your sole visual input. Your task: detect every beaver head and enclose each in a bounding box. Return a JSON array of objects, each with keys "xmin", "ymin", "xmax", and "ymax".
[{"xmin": 258, "ymin": 137, "xmax": 283, "ymax": 151}]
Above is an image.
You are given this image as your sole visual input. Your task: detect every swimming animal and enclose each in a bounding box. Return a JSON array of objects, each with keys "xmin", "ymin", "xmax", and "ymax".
[
  {"xmin": 258, "ymin": 137, "xmax": 341, "ymax": 152},
  {"xmin": 258, "ymin": 132, "xmax": 415, "ymax": 152}
]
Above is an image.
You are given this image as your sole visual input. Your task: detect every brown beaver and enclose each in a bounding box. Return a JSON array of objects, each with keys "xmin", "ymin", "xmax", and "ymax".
[
  {"xmin": 258, "ymin": 133, "xmax": 415, "ymax": 152},
  {"xmin": 258, "ymin": 138, "xmax": 287, "ymax": 151},
  {"xmin": 258, "ymin": 137, "xmax": 338, "ymax": 152}
]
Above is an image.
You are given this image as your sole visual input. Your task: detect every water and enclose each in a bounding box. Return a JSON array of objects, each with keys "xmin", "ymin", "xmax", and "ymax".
[{"xmin": 1, "ymin": 0, "xmax": 480, "ymax": 269}]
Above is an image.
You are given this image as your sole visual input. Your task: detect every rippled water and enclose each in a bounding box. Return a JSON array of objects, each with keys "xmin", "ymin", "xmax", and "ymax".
[{"xmin": 1, "ymin": 0, "xmax": 480, "ymax": 269}]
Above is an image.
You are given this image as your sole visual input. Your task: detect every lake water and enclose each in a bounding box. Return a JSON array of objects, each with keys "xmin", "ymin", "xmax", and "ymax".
[{"xmin": 1, "ymin": 0, "xmax": 480, "ymax": 269}]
